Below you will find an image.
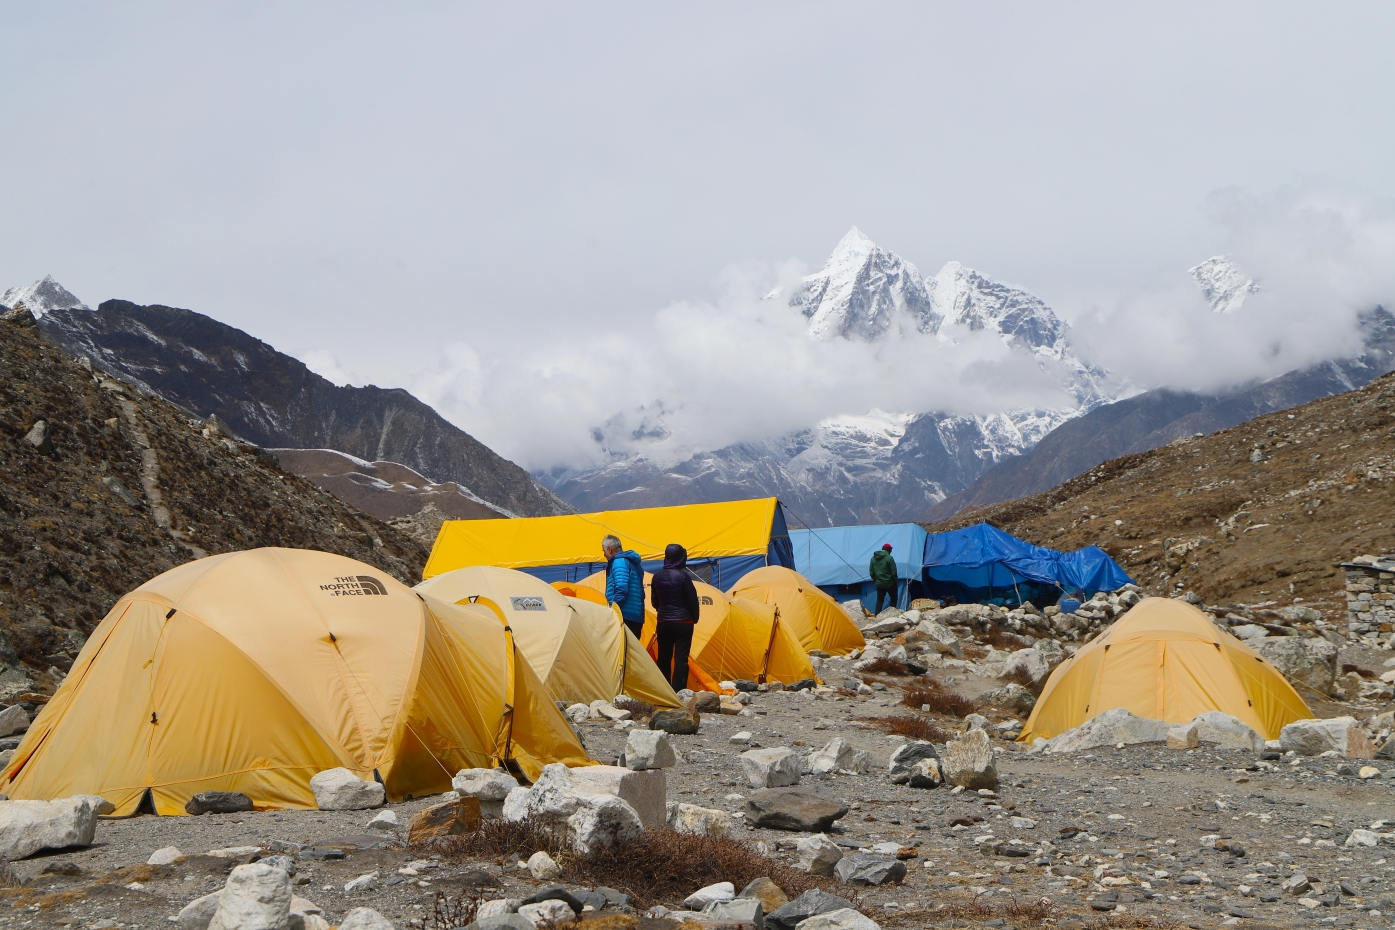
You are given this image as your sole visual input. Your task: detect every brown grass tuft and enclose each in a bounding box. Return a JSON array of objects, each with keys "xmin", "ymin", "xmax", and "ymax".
[
  {"xmin": 961, "ymin": 643, "xmax": 989, "ymax": 659},
  {"xmin": 427, "ymin": 888, "xmax": 485, "ymax": 929},
  {"xmin": 859, "ymin": 657, "xmax": 912, "ymax": 676},
  {"xmin": 614, "ymin": 697, "xmax": 656, "ymax": 720},
  {"xmin": 1, "ymin": 888, "xmax": 87, "ymax": 910},
  {"xmin": 1341, "ymin": 663, "xmax": 1375, "ymax": 679},
  {"xmin": 999, "ymin": 664, "xmax": 1045, "ymax": 697},
  {"xmin": 421, "ymin": 816, "xmax": 566, "ymax": 861},
  {"xmin": 900, "ymin": 687, "xmax": 976, "ymax": 717},
  {"xmin": 855, "ymin": 715, "xmax": 952, "ymax": 743}
]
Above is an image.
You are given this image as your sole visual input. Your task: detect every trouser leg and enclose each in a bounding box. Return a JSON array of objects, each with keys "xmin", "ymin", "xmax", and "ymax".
[
  {"xmin": 875, "ymin": 588, "xmax": 889, "ymax": 613},
  {"xmin": 624, "ymin": 619, "xmax": 644, "ymax": 642},
  {"xmin": 670, "ymin": 624, "xmax": 693, "ymax": 691},
  {"xmin": 657, "ymin": 624, "xmax": 676, "ymax": 683}
]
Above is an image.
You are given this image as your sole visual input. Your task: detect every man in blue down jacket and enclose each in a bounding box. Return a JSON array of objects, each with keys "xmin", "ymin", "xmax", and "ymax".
[{"xmin": 603, "ymin": 534, "xmax": 646, "ymax": 639}]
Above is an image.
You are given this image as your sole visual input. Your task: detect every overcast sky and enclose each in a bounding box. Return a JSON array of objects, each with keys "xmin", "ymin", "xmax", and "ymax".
[{"xmin": 3, "ymin": 3, "xmax": 1394, "ymax": 467}]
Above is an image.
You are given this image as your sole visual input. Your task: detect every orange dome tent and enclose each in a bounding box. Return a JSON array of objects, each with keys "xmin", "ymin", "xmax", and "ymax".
[{"xmin": 728, "ymin": 565, "xmax": 865, "ymax": 656}]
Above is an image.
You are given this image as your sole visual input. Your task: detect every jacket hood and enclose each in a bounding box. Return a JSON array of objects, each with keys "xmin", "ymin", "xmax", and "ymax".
[{"xmin": 663, "ymin": 544, "xmax": 687, "ymax": 570}]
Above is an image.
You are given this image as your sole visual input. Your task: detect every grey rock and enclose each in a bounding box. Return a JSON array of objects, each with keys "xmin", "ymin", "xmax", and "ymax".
[
  {"xmin": 1279, "ymin": 717, "xmax": 1375, "ymax": 758},
  {"xmin": 337, "ymin": 909, "xmax": 393, "ymax": 930},
  {"xmin": 649, "ymin": 709, "xmax": 699, "ymax": 734},
  {"xmin": 1001, "ymin": 648, "xmax": 1050, "ymax": 686},
  {"xmin": 704, "ymin": 897, "xmax": 764, "ymax": 927},
  {"xmin": 22, "ymin": 421, "xmax": 51, "ymax": 455},
  {"xmin": 1255, "ymin": 636, "xmax": 1339, "ymax": 694},
  {"xmin": 0, "ymin": 795, "xmax": 102, "ymax": 860},
  {"xmin": 744, "ymin": 787, "xmax": 849, "ymax": 832},
  {"xmin": 177, "ymin": 891, "xmax": 222, "ymax": 930},
  {"xmin": 795, "ymin": 833, "xmax": 843, "ymax": 875},
  {"xmin": 623, "ymin": 729, "xmax": 676, "ymax": 770},
  {"xmin": 1191, "ymin": 711, "xmax": 1264, "ymax": 751},
  {"xmin": 208, "ymin": 862, "xmax": 292, "ymax": 930},
  {"xmin": 452, "ymin": 768, "xmax": 518, "ymax": 818},
  {"xmin": 741, "ymin": 747, "xmax": 802, "ymax": 788},
  {"xmin": 765, "ymin": 889, "xmax": 855, "ymax": 930},
  {"xmin": 979, "ymin": 682, "xmax": 1036, "ymax": 714},
  {"xmin": 0, "ymin": 705, "xmax": 28, "ymax": 738},
  {"xmin": 185, "ymin": 791, "xmax": 253, "ymax": 816},
  {"xmin": 465, "ymin": 916, "xmax": 534, "ymax": 930},
  {"xmin": 834, "ymin": 854, "xmax": 906, "ymax": 886},
  {"xmin": 793, "ymin": 907, "xmax": 881, "ymax": 930},
  {"xmin": 308, "ymin": 768, "xmax": 383, "ymax": 810},
  {"xmin": 942, "ymin": 728, "xmax": 997, "ymax": 789},
  {"xmin": 888, "ymin": 741, "xmax": 940, "ymax": 785},
  {"xmin": 517, "ymin": 900, "xmax": 575, "ymax": 926},
  {"xmin": 1038, "ymin": 708, "xmax": 1171, "ymax": 754}
]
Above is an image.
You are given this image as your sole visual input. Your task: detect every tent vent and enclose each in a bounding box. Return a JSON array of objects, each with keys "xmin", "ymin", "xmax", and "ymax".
[
  {"xmin": 329, "ymin": 633, "xmax": 337, "ymax": 643},
  {"xmin": 135, "ymin": 788, "xmax": 157, "ymax": 816},
  {"xmin": 150, "ymin": 712, "xmax": 158, "ymax": 724},
  {"xmin": 372, "ymin": 768, "xmax": 384, "ymax": 785},
  {"xmin": 1103, "ymin": 644, "xmax": 1110, "ymax": 651},
  {"xmin": 1248, "ymin": 700, "xmax": 1253, "ymax": 706},
  {"xmin": 165, "ymin": 609, "xmax": 176, "ymax": 619}
]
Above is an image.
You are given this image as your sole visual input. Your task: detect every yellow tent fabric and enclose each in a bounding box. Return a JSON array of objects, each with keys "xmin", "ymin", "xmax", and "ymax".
[
  {"xmin": 553, "ymin": 582, "xmax": 608, "ymax": 607},
  {"xmin": 1, "ymin": 549, "xmax": 588, "ymax": 815},
  {"xmin": 1018, "ymin": 597, "xmax": 1312, "ymax": 743},
  {"xmin": 728, "ymin": 566, "xmax": 866, "ymax": 656},
  {"xmin": 579, "ymin": 572, "xmax": 816, "ymax": 689},
  {"xmin": 424, "ymin": 498, "xmax": 782, "ymax": 577},
  {"xmin": 415, "ymin": 566, "xmax": 679, "ymax": 710}
]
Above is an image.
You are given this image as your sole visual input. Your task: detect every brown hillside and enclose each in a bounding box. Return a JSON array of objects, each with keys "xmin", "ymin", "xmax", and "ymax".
[
  {"xmin": 926, "ymin": 370, "xmax": 1395, "ymax": 621},
  {"xmin": 0, "ymin": 307, "xmax": 428, "ymax": 695}
]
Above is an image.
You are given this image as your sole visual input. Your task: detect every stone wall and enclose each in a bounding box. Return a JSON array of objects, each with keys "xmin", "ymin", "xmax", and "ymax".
[{"xmin": 1342, "ymin": 556, "xmax": 1395, "ymax": 645}]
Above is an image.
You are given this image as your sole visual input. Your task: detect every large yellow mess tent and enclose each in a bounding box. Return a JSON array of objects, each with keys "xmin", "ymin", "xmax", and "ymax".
[
  {"xmin": 728, "ymin": 565, "xmax": 866, "ymax": 656},
  {"xmin": 1018, "ymin": 597, "xmax": 1312, "ymax": 743},
  {"xmin": 579, "ymin": 572, "xmax": 816, "ymax": 689},
  {"xmin": 416, "ymin": 566, "xmax": 680, "ymax": 710},
  {"xmin": 424, "ymin": 498, "xmax": 797, "ymax": 590},
  {"xmin": 1, "ymin": 549, "xmax": 589, "ymax": 815}
]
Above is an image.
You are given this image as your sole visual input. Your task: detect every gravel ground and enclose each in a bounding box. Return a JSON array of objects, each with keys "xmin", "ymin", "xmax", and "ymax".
[{"xmin": 5, "ymin": 646, "xmax": 1392, "ymax": 930}]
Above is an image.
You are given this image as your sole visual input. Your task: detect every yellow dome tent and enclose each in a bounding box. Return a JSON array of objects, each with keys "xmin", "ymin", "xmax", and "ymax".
[
  {"xmin": 416, "ymin": 566, "xmax": 679, "ymax": 710},
  {"xmin": 579, "ymin": 572, "xmax": 817, "ymax": 690},
  {"xmin": 1018, "ymin": 597, "xmax": 1312, "ymax": 744},
  {"xmin": 728, "ymin": 565, "xmax": 866, "ymax": 656},
  {"xmin": 1, "ymin": 549, "xmax": 588, "ymax": 815}
]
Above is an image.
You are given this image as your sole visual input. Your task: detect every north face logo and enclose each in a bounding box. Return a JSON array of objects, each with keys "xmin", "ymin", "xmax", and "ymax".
[{"xmin": 320, "ymin": 575, "xmax": 388, "ymax": 596}]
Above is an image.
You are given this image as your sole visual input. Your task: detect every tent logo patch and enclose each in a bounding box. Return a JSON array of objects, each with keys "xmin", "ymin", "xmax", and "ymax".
[
  {"xmin": 510, "ymin": 596, "xmax": 547, "ymax": 611},
  {"xmin": 700, "ymin": 596, "xmax": 714, "ymax": 605},
  {"xmin": 321, "ymin": 575, "xmax": 388, "ymax": 597}
]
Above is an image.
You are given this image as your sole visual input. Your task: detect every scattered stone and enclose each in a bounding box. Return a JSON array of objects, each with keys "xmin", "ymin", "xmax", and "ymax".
[
  {"xmin": 744, "ymin": 787, "xmax": 849, "ymax": 832},
  {"xmin": 566, "ymin": 794, "xmax": 644, "ymax": 856},
  {"xmin": 261, "ymin": 855, "xmax": 296, "ymax": 875},
  {"xmin": 365, "ymin": 810, "xmax": 399, "ymax": 834},
  {"xmin": 1345, "ymin": 829, "xmax": 1379, "ymax": 848},
  {"xmin": 795, "ymin": 833, "xmax": 844, "ymax": 875},
  {"xmin": 1191, "ymin": 711, "xmax": 1265, "ymax": 751},
  {"xmin": 0, "ymin": 705, "xmax": 29, "ymax": 738},
  {"xmin": 685, "ymin": 881, "xmax": 736, "ymax": 910},
  {"xmin": 517, "ymin": 899, "xmax": 575, "ymax": 927},
  {"xmin": 808, "ymin": 737, "xmax": 870, "ymax": 775},
  {"xmin": 834, "ymin": 854, "xmax": 906, "ymax": 886},
  {"xmin": 564, "ymin": 703, "xmax": 589, "ymax": 723},
  {"xmin": 308, "ymin": 768, "xmax": 384, "ymax": 810},
  {"xmin": 649, "ymin": 709, "xmax": 699, "ymax": 734},
  {"xmin": 407, "ymin": 797, "xmax": 483, "ymax": 844},
  {"xmin": 888, "ymin": 741, "xmax": 940, "ymax": 785},
  {"xmin": 520, "ymin": 886, "xmax": 583, "ymax": 912},
  {"xmin": 692, "ymin": 691, "xmax": 722, "ymax": 713},
  {"xmin": 1280, "ymin": 717, "xmax": 1375, "ymax": 758},
  {"xmin": 942, "ymin": 728, "xmax": 998, "ymax": 789},
  {"xmin": 730, "ymin": 731, "xmax": 753, "ymax": 745},
  {"xmin": 906, "ymin": 757, "xmax": 943, "ymax": 788},
  {"xmin": 704, "ymin": 897, "xmax": 764, "ymax": 926},
  {"xmin": 794, "ymin": 907, "xmax": 881, "ymax": 930},
  {"xmin": 1281, "ymin": 872, "xmax": 1312, "ymax": 895},
  {"xmin": 568, "ymin": 764, "xmax": 667, "ymax": 829},
  {"xmin": 207, "ymin": 862, "xmax": 292, "ymax": 930},
  {"xmin": 452, "ymin": 768, "xmax": 519, "ymax": 818},
  {"xmin": 1001, "ymin": 648, "xmax": 1050, "ymax": 686},
  {"xmin": 148, "ymin": 846, "xmax": 184, "ymax": 866},
  {"xmin": 979, "ymin": 682, "xmax": 1036, "ymax": 714},
  {"xmin": 526, "ymin": 851, "xmax": 561, "ymax": 881},
  {"xmin": 185, "ymin": 791, "xmax": 253, "ymax": 816},
  {"xmin": 1167, "ymin": 724, "xmax": 1199, "ymax": 750},
  {"xmin": 343, "ymin": 871, "xmax": 379, "ymax": 893},
  {"xmin": 0, "ymin": 795, "xmax": 103, "ymax": 860},
  {"xmin": 963, "ymin": 713, "xmax": 990, "ymax": 732},
  {"xmin": 666, "ymin": 802, "xmax": 734, "ymax": 837},
  {"xmin": 623, "ymin": 728, "xmax": 676, "ymax": 770},
  {"xmin": 741, "ymin": 747, "xmax": 802, "ymax": 788},
  {"xmin": 178, "ymin": 891, "xmax": 221, "ymax": 930},
  {"xmin": 466, "ymin": 916, "xmax": 533, "ymax": 930},
  {"xmin": 21, "ymin": 421, "xmax": 51, "ymax": 455},
  {"xmin": 915, "ymin": 619, "xmax": 962, "ymax": 658},
  {"xmin": 338, "ymin": 909, "xmax": 393, "ymax": 930},
  {"xmin": 765, "ymin": 889, "xmax": 856, "ymax": 930}
]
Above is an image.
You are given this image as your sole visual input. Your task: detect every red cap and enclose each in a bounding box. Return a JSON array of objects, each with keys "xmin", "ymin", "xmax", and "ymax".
[{"xmin": 882, "ymin": 543, "xmax": 893, "ymax": 551}]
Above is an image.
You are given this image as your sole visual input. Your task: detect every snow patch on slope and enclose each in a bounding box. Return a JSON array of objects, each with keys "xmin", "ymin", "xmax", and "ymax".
[
  {"xmin": 1190, "ymin": 255, "xmax": 1258, "ymax": 314},
  {"xmin": 1, "ymin": 276, "xmax": 89, "ymax": 319}
]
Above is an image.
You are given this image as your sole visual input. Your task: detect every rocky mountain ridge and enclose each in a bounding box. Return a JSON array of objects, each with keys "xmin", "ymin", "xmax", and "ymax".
[{"xmin": 27, "ymin": 296, "xmax": 572, "ymax": 520}]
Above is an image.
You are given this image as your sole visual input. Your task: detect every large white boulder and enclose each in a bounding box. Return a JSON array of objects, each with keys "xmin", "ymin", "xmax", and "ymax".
[
  {"xmin": 1279, "ymin": 717, "xmax": 1375, "ymax": 758},
  {"xmin": 178, "ymin": 891, "xmax": 222, "ymax": 930},
  {"xmin": 337, "ymin": 909, "xmax": 393, "ymax": 930},
  {"xmin": 915, "ymin": 619, "xmax": 962, "ymax": 657},
  {"xmin": 568, "ymin": 765, "xmax": 666, "ymax": 829},
  {"xmin": 1037, "ymin": 708, "xmax": 1171, "ymax": 754},
  {"xmin": 795, "ymin": 833, "xmax": 844, "ymax": 875},
  {"xmin": 740, "ymin": 747, "xmax": 802, "ymax": 788},
  {"xmin": 623, "ymin": 729, "xmax": 676, "ymax": 770},
  {"xmin": 665, "ymin": 802, "xmax": 734, "ymax": 837},
  {"xmin": 1255, "ymin": 636, "xmax": 1339, "ymax": 694},
  {"xmin": 796, "ymin": 907, "xmax": 882, "ymax": 930},
  {"xmin": 308, "ymin": 768, "xmax": 383, "ymax": 811},
  {"xmin": 208, "ymin": 862, "xmax": 292, "ymax": 930},
  {"xmin": 1000, "ymin": 648, "xmax": 1050, "ymax": 686},
  {"xmin": 1190, "ymin": 711, "xmax": 1264, "ymax": 751},
  {"xmin": 502, "ymin": 763, "xmax": 655, "ymax": 851},
  {"xmin": 0, "ymin": 795, "xmax": 103, "ymax": 860},
  {"xmin": 0, "ymin": 705, "xmax": 29, "ymax": 738},
  {"xmin": 567, "ymin": 794, "xmax": 643, "ymax": 856}
]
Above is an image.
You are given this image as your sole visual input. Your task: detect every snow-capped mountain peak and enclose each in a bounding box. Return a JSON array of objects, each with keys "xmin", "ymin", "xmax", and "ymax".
[
  {"xmin": 790, "ymin": 227, "xmax": 943, "ymax": 341},
  {"xmin": 1, "ymin": 276, "xmax": 89, "ymax": 319},
  {"xmin": 1190, "ymin": 255, "xmax": 1258, "ymax": 314}
]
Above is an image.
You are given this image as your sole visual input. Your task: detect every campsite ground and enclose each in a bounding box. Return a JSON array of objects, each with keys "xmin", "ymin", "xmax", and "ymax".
[{"xmin": 6, "ymin": 644, "xmax": 1392, "ymax": 930}]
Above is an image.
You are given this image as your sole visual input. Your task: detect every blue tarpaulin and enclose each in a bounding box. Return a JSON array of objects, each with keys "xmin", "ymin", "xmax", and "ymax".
[
  {"xmin": 789, "ymin": 523, "xmax": 929, "ymax": 611},
  {"xmin": 921, "ymin": 523, "xmax": 1133, "ymax": 607}
]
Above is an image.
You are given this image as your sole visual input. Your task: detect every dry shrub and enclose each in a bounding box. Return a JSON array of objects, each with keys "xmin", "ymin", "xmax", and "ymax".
[
  {"xmin": 1341, "ymin": 663, "xmax": 1375, "ymax": 679},
  {"xmin": 423, "ymin": 816, "xmax": 566, "ymax": 862},
  {"xmin": 855, "ymin": 715, "xmax": 952, "ymax": 743},
  {"xmin": 900, "ymin": 687, "xmax": 976, "ymax": 718},
  {"xmin": 0, "ymin": 888, "xmax": 86, "ymax": 910},
  {"xmin": 882, "ymin": 896, "xmax": 1056, "ymax": 929},
  {"xmin": 961, "ymin": 643, "xmax": 988, "ymax": 660},
  {"xmin": 859, "ymin": 657, "xmax": 911, "ymax": 676},
  {"xmin": 427, "ymin": 888, "xmax": 484, "ymax": 929},
  {"xmin": 614, "ymin": 697, "xmax": 655, "ymax": 720},
  {"xmin": 999, "ymin": 664, "xmax": 1045, "ymax": 697}
]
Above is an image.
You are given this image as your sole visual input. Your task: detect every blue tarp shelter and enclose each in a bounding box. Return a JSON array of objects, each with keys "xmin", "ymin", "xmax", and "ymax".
[
  {"xmin": 921, "ymin": 523, "xmax": 1133, "ymax": 608},
  {"xmin": 790, "ymin": 523, "xmax": 929, "ymax": 611}
]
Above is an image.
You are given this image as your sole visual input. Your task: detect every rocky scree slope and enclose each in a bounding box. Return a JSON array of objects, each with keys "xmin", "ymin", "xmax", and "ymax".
[
  {"xmin": 926, "ymin": 370, "xmax": 1395, "ymax": 619},
  {"xmin": 925, "ymin": 305, "xmax": 1395, "ymax": 522},
  {"xmin": 0, "ymin": 307, "xmax": 427, "ymax": 693},
  {"xmin": 35, "ymin": 298, "xmax": 571, "ymax": 519}
]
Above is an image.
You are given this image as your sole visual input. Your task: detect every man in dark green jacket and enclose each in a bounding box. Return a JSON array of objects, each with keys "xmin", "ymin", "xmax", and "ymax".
[{"xmin": 869, "ymin": 543, "xmax": 898, "ymax": 614}]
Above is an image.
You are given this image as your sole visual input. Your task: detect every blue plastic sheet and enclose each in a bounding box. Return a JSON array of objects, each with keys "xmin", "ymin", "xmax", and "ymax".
[{"xmin": 921, "ymin": 523, "xmax": 1133, "ymax": 606}]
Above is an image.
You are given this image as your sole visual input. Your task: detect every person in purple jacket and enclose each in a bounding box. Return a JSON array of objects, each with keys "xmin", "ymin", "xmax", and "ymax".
[{"xmin": 649, "ymin": 543, "xmax": 700, "ymax": 690}]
